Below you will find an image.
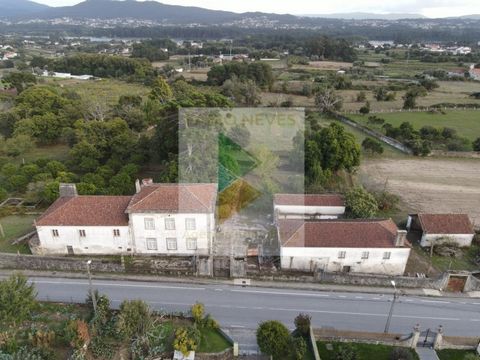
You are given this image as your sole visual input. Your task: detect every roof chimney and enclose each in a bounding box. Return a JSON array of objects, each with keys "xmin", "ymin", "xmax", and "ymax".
[
  {"xmin": 135, "ymin": 179, "xmax": 141, "ymax": 193},
  {"xmin": 395, "ymin": 230, "xmax": 407, "ymax": 247},
  {"xmin": 59, "ymin": 183, "xmax": 78, "ymax": 197}
]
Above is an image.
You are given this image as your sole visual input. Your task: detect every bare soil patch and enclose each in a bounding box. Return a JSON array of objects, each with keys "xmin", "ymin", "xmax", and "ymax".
[{"xmin": 359, "ymin": 157, "xmax": 480, "ymax": 227}]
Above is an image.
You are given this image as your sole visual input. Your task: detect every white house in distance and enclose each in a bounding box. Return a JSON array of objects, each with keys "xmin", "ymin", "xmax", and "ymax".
[
  {"xmin": 33, "ymin": 180, "xmax": 217, "ymax": 256},
  {"xmin": 406, "ymin": 213, "xmax": 475, "ymax": 248},
  {"xmin": 273, "ymin": 194, "xmax": 345, "ymax": 221},
  {"xmin": 278, "ymin": 218, "xmax": 410, "ymax": 275}
]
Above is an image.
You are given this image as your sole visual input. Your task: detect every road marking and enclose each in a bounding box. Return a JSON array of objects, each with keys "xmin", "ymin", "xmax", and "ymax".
[
  {"xmin": 231, "ymin": 289, "xmax": 329, "ymax": 297},
  {"xmin": 420, "ymin": 300, "xmax": 450, "ymax": 304},
  {"xmin": 214, "ymin": 289, "xmax": 223, "ymax": 291},
  {"xmin": 470, "ymin": 319, "xmax": 480, "ymax": 322},
  {"xmin": 32, "ymin": 279, "xmax": 205, "ymax": 291},
  {"xmin": 230, "ymin": 325, "xmax": 246, "ymax": 328},
  {"xmin": 338, "ymin": 295, "xmax": 347, "ymax": 298},
  {"xmin": 372, "ymin": 298, "xmax": 381, "ymax": 300},
  {"xmin": 355, "ymin": 296, "xmax": 364, "ymax": 299}
]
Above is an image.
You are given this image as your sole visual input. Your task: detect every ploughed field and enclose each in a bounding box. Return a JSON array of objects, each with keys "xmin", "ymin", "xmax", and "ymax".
[{"xmin": 359, "ymin": 157, "xmax": 480, "ymax": 226}]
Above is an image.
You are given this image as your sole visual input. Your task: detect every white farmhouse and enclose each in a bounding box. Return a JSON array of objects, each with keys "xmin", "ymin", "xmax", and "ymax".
[
  {"xmin": 406, "ymin": 213, "xmax": 475, "ymax": 248},
  {"xmin": 33, "ymin": 181, "xmax": 217, "ymax": 256},
  {"xmin": 273, "ymin": 194, "xmax": 345, "ymax": 221},
  {"xmin": 278, "ymin": 219, "xmax": 410, "ymax": 275}
]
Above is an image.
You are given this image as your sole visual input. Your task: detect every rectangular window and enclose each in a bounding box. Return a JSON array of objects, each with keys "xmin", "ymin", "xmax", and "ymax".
[
  {"xmin": 146, "ymin": 238, "xmax": 158, "ymax": 250},
  {"xmin": 361, "ymin": 251, "xmax": 369, "ymax": 260},
  {"xmin": 383, "ymin": 252, "xmax": 391, "ymax": 260},
  {"xmin": 113, "ymin": 229, "xmax": 120, "ymax": 237},
  {"xmin": 79, "ymin": 229, "xmax": 86, "ymax": 237},
  {"xmin": 166, "ymin": 237, "xmax": 177, "ymax": 250},
  {"xmin": 144, "ymin": 218, "xmax": 155, "ymax": 230},
  {"xmin": 185, "ymin": 218, "xmax": 196, "ymax": 230},
  {"xmin": 338, "ymin": 251, "xmax": 346, "ymax": 259},
  {"xmin": 186, "ymin": 238, "xmax": 197, "ymax": 250},
  {"xmin": 164, "ymin": 218, "xmax": 176, "ymax": 230},
  {"xmin": 52, "ymin": 229, "xmax": 59, "ymax": 237}
]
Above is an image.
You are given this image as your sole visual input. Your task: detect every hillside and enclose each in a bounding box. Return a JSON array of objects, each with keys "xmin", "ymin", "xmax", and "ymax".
[{"xmin": 0, "ymin": 0, "xmax": 49, "ymax": 17}]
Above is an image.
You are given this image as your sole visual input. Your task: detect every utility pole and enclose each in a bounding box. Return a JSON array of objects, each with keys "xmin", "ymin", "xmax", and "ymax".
[
  {"xmin": 86, "ymin": 260, "xmax": 97, "ymax": 316},
  {"xmin": 384, "ymin": 280, "xmax": 398, "ymax": 334}
]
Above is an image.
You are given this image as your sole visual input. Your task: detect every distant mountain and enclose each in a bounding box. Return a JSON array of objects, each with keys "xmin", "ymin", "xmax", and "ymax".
[
  {"xmin": 14, "ymin": 0, "xmax": 298, "ymax": 24},
  {"xmin": 456, "ymin": 14, "xmax": 480, "ymax": 19},
  {"xmin": 304, "ymin": 12, "xmax": 427, "ymax": 20},
  {"xmin": 0, "ymin": 0, "xmax": 50, "ymax": 17}
]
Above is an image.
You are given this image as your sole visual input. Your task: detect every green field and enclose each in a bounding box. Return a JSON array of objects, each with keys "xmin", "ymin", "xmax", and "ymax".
[
  {"xmin": 350, "ymin": 110, "xmax": 480, "ymax": 141},
  {"xmin": 437, "ymin": 349, "xmax": 478, "ymax": 360},
  {"xmin": 0, "ymin": 214, "xmax": 36, "ymax": 253},
  {"xmin": 316, "ymin": 341, "xmax": 419, "ymax": 360}
]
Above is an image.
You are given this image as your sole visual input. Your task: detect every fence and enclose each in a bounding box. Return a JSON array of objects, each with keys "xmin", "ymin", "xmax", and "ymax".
[{"xmin": 333, "ymin": 113, "xmax": 413, "ymax": 154}]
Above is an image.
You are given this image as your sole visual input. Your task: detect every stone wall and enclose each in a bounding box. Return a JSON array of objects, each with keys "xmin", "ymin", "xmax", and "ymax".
[
  {"xmin": 196, "ymin": 348, "xmax": 234, "ymax": 360},
  {"xmin": 0, "ymin": 252, "xmax": 124, "ymax": 273},
  {"xmin": 313, "ymin": 328, "xmax": 413, "ymax": 348}
]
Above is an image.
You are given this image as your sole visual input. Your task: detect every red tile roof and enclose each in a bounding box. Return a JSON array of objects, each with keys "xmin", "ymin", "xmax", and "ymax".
[
  {"xmin": 417, "ymin": 214, "xmax": 474, "ymax": 235},
  {"xmin": 127, "ymin": 183, "xmax": 217, "ymax": 213},
  {"xmin": 36, "ymin": 196, "xmax": 131, "ymax": 226},
  {"xmin": 278, "ymin": 219, "xmax": 400, "ymax": 248},
  {"xmin": 274, "ymin": 194, "xmax": 345, "ymax": 207}
]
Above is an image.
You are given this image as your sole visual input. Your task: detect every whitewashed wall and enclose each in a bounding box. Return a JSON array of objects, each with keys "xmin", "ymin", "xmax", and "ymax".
[
  {"xmin": 36, "ymin": 226, "xmax": 131, "ymax": 255},
  {"xmin": 280, "ymin": 246, "xmax": 411, "ymax": 275},
  {"xmin": 274, "ymin": 204, "xmax": 345, "ymax": 220},
  {"xmin": 129, "ymin": 212, "xmax": 215, "ymax": 255},
  {"xmin": 420, "ymin": 233, "xmax": 474, "ymax": 247}
]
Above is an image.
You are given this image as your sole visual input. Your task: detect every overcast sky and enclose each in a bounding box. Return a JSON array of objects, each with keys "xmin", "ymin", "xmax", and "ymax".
[{"xmin": 32, "ymin": 0, "xmax": 480, "ymax": 18}]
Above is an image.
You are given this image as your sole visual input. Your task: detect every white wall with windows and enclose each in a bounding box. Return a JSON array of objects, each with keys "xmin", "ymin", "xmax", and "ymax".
[
  {"xmin": 35, "ymin": 226, "xmax": 131, "ymax": 255},
  {"xmin": 280, "ymin": 246, "xmax": 411, "ymax": 275},
  {"xmin": 130, "ymin": 212, "xmax": 215, "ymax": 255}
]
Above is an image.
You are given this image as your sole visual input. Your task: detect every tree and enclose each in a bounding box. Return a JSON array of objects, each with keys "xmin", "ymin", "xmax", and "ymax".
[
  {"xmin": 362, "ymin": 138, "xmax": 384, "ymax": 155},
  {"xmin": 359, "ymin": 101, "xmax": 370, "ymax": 115},
  {"xmin": 149, "ymin": 76, "xmax": 173, "ymax": 103},
  {"xmin": 315, "ymin": 87, "xmax": 343, "ymax": 113},
  {"xmin": 116, "ymin": 300, "xmax": 153, "ymax": 340},
  {"xmin": 294, "ymin": 313, "xmax": 311, "ymax": 336},
  {"xmin": 345, "ymin": 187, "xmax": 379, "ymax": 218},
  {"xmin": 2, "ymin": 72, "xmax": 37, "ymax": 93},
  {"xmin": 0, "ymin": 273, "xmax": 37, "ymax": 326},
  {"xmin": 256, "ymin": 321, "xmax": 291, "ymax": 359},
  {"xmin": 402, "ymin": 86, "xmax": 427, "ymax": 109}
]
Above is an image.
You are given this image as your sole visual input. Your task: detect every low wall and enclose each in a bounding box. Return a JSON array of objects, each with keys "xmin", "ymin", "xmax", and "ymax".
[
  {"xmin": 196, "ymin": 348, "xmax": 233, "ymax": 360},
  {"xmin": 317, "ymin": 272, "xmax": 449, "ymax": 290},
  {"xmin": 0, "ymin": 252, "xmax": 124, "ymax": 273},
  {"xmin": 313, "ymin": 328, "xmax": 411, "ymax": 347},
  {"xmin": 442, "ymin": 336, "xmax": 480, "ymax": 350}
]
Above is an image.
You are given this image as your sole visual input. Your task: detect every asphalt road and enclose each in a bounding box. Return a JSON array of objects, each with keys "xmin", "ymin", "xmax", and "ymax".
[{"xmin": 23, "ymin": 276, "xmax": 480, "ymax": 353}]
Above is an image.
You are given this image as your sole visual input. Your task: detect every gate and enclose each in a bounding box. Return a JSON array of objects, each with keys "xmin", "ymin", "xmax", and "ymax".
[
  {"xmin": 418, "ymin": 329, "xmax": 437, "ymax": 348},
  {"xmin": 446, "ymin": 275, "xmax": 467, "ymax": 292}
]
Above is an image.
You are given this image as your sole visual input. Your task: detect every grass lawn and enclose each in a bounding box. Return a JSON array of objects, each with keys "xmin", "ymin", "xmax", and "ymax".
[
  {"xmin": 197, "ymin": 327, "xmax": 232, "ymax": 353},
  {"xmin": 437, "ymin": 349, "xmax": 478, "ymax": 360},
  {"xmin": 350, "ymin": 110, "xmax": 480, "ymax": 141},
  {"xmin": 0, "ymin": 214, "xmax": 36, "ymax": 253},
  {"xmin": 412, "ymin": 243, "xmax": 480, "ymax": 273},
  {"xmin": 317, "ymin": 341, "xmax": 419, "ymax": 360}
]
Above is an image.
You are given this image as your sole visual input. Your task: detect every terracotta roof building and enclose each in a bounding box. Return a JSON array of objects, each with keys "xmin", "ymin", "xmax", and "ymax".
[
  {"xmin": 33, "ymin": 181, "xmax": 218, "ymax": 256},
  {"xmin": 36, "ymin": 196, "xmax": 131, "ymax": 226},
  {"xmin": 277, "ymin": 218, "xmax": 411, "ymax": 275},
  {"xmin": 407, "ymin": 213, "xmax": 475, "ymax": 248}
]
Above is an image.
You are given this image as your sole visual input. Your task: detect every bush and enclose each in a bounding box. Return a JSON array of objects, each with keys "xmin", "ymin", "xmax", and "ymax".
[
  {"xmin": 335, "ymin": 344, "xmax": 357, "ymax": 360},
  {"xmin": 256, "ymin": 321, "xmax": 290, "ymax": 359},
  {"xmin": 294, "ymin": 313, "xmax": 311, "ymax": 336},
  {"xmin": 345, "ymin": 187, "xmax": 379, "ymax": 218},
  {"xmin": 0, "ymin": 274, "xmax": 37, "ymax": 326},
  {"xmin": 390, "ymin": 347, "xmax": 413, "ymax": 360},
  {"xmin": 362, "ymin": 138, "xmax": 384, "ymax": 155},
  {"xmin": 173, "ymin": 326, "xmax": 200, "ymax": 356},
  {"xmin": 191, "ymin": 302, "xmax": 205, "ymax": 324},
  {"xmin": 116, "ymin": 300, "xmax": 153, "ymax": 340}
]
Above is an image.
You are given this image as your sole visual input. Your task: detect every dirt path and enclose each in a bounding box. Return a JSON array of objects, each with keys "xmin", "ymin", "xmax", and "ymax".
[{"xmin": 359, "ymin": 157, "xmax": 480, "ymax": 227}]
